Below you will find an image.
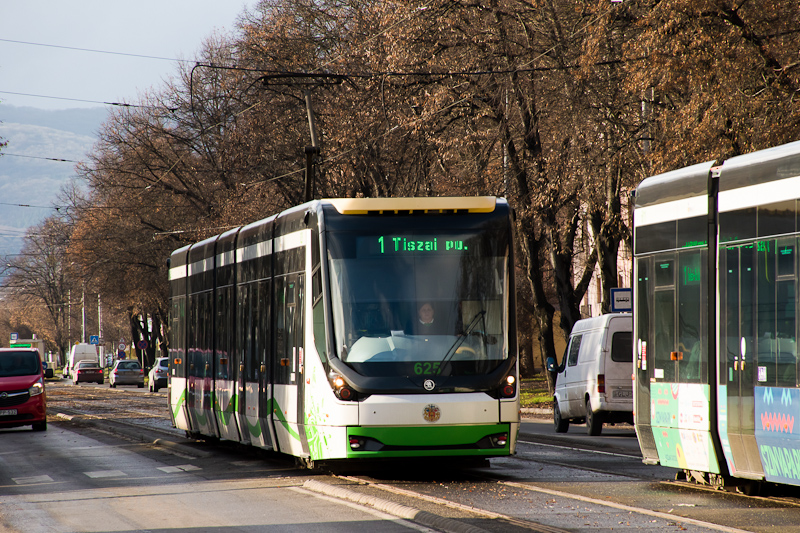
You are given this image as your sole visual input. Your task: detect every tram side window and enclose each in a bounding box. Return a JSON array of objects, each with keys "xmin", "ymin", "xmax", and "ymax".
[
  {"xmin": 654, "ymin": 257, "xmax": 676, "ymax": 382},
  {"xmin": 170, "ymin": 298, "xmax": 186, "ymax": 376},
  {"xmin": 245, "ymin": 284, "xmax": 261, "ymax": 383},
  {"xmin": 773, "ymin": 239, "xmax": 796, "ymax": 388},
  {"xmin": 256, "ymin": 281, "xmax": 271, "ymax": 382},
  {"xmin": 240, "ymin": 285, "xmax": 255, "ymax": 382},
  {"xmin": 757, "ymin": 240, "xmax": 777, "ymax": 386},
  {"xmin": 678, "ymin": 251, "xmax": 706, "ymax": 383},
  {"xmin": 721, "ymin": 248, "xmax": 739, "ymax": 384},
  {"xmin": 312, "ymin": 267, "xmax": 327, "ymax": 362},
  {"xmin": 216, "ymin": 287, "xmax": 233, "ymax": 380},
  {"xmin": 776, "ymin": 279, "xmax": 796, "ymax": 387},
  {"xmin": 636, "ymin": 258, "xmax": 652, "ymax": 374}
]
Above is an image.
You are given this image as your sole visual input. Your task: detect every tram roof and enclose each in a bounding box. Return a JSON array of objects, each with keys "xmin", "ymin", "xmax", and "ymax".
[
  {"xmin": 323, "ymin": 196, "xmax": 499, "ymax": 215},
  {"xmin": 635, "ymin": 160, "xmax": 715, "ymax": 209},
  {"xmin": 718, "ymin": 139, "xmax": 800, "ymax": 192}
]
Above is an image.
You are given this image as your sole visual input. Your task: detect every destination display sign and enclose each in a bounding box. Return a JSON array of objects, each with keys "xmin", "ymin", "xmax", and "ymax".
[{"xmin": 358, "ymin": 235, "xmax": 469, "ymax": 257}]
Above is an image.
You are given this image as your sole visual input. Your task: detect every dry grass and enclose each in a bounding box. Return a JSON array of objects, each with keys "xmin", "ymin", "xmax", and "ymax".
[{"xmin": 519, "ymin": 375, "xmax": 553, "ymax": 409}]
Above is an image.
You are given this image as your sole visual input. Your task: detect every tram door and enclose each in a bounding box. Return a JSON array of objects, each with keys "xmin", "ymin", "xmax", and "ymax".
[
  {"xmin": 187, "ymin": 291, "xmax": 217, "ymax": 437},
  {"xmin": 169, "ymin": 296, "xmax": 190, "ymax": 431},
  {"xmin": 634, "ymin": 257, "xmax": 658, "ymax": 462},
  {"xmin": 272, "ymin": 274, "xmax": 306, "ymax": 456},
  {"xmin": 254, "ymin": 279, "xmax": 273, "ymax": 448},
  {"xmin": 721, "ymin": 244, "xmax": 761, "ymax": 477}
]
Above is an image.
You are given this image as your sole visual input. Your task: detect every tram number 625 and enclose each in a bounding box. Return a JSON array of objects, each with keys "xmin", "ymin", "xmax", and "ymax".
[{"xmin": 414, "ymin": 362, "xmax": 441, "ymax": 375}]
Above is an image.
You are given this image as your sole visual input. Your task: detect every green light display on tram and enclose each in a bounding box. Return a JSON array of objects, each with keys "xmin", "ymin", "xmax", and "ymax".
[{"xmin": 360, "ymin": 235, "xmax": 469, "ymax": 256}]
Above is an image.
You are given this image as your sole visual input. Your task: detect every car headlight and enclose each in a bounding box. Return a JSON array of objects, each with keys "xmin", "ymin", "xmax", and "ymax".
[{"xmin": 29, "ymin": 378, "xmax": 44, "ymax": 397}]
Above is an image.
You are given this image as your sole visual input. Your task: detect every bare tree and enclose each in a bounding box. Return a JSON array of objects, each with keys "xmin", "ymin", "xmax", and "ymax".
[{"xmin": 2, "ymin": 217, "xmax": 74, "ymax": 358}]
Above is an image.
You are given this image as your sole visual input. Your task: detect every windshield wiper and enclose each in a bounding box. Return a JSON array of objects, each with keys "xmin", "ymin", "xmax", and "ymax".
[{"xmin": 437, "ymin": 310, "xmax": 486, "ymax": 371}]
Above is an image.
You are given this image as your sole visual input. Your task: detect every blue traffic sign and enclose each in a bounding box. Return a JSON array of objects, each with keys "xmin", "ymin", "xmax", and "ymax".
[{"xmin": 89, "ymin": 335, "xmax": 100, "ymax": 345}]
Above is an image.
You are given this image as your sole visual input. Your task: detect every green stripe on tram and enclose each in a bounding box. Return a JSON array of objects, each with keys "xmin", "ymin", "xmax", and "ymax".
[
  {"xmin": 270, "ymin": 398, "xmax": 301, "ymax": 441},
  {"xmin": 346, "ymin": 424, "xmax": 510, "ymax": 458},
  {"xmin": 172, "ymin": 389, "xmax": 187, "ymax": 419}
]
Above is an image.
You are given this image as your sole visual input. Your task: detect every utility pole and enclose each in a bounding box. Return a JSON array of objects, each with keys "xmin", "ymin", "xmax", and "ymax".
[{"xmin": 304, "ymin": 90, "xmax": 320, "ymax": 202}]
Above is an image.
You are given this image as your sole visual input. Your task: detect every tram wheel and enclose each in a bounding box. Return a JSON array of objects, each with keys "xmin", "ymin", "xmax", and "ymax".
[
  {"xmin": 586, "ymin": 400, "xmax": 603, "ymax": 436},
  {"xmin": 553, "ymin": 403, "xmax": 569, "ymax": 433}
]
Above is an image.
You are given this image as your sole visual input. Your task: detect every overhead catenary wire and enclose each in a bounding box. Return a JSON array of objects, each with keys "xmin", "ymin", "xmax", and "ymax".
[
  {"xmin": 0, "ymin": 38, "xmax": 192, "ymax": 63},
  {"xmin": 0, "ymin": 90, "xmax": 146, "ymax": 108},
  {"xmin": 1, "ymin": 0, "xmax": 627, "ymax": 217}
]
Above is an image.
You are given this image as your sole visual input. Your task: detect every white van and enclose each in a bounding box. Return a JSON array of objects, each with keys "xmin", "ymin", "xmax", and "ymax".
[
  {"xmin": 64, "ymin": 343, "xmax": 99, "ymax": 379},
  {"xmin": 547, "ymin": 313, "xmax": 633, "ymax": 435}
]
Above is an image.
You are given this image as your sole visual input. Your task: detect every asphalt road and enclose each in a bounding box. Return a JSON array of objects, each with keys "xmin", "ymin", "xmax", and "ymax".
[
  {"xmin": 9, "ymin": 382, "xmax": 800, "ymax": 532},
  {"xmin": 0, "ymin": 423, "xmax": 443, "ymax": 533}
]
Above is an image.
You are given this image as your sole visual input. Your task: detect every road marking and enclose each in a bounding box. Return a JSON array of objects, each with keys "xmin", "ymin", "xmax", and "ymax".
[
  {"xmin": 157, "ymin": 464, "xmax": 201, "ymax": 473},
  {"xmin": 13, "ymin": 475, "xmax": 53, "ymax": 484},
  {"xmin": 517, "ymin": 438, "xmax": 641, "ymax": 459},
  {"xmin": 500, "ymin": 480, "xmax": 751, "ymax": 533},
  {"xmin": 85, "ymin": 470, "xmax": 127, "ymax": 478}
]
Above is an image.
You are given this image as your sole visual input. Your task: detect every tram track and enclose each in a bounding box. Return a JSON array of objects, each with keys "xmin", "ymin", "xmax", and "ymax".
[{"xmin": 45, "ymin": 382, "xmax": 799, "ymax": 532}]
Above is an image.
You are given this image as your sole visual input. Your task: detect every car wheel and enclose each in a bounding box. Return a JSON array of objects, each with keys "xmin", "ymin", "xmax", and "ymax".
[
  {"xmin": 586, "ymin": 399, "xmax": 603, "ymax": 436},
  {"xmin": 153, "ymin": 385, "xmax": 159, "ymax": 393},
  {"xmin": 554, "ymin": 402, "xmax": 569, "ymax": 433},
  {"xmin": 32, "ymin": 421, "xmax": 47, "ymax": 432},
  {"xmin": 138, "ymin": 383, "xmax": 144, "ymax": 388}
]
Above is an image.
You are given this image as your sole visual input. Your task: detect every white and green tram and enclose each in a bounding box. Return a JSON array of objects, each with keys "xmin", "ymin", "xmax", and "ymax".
[{"xmin": 168, "ymin": 197, "xmax": 520, "ymax": 466}]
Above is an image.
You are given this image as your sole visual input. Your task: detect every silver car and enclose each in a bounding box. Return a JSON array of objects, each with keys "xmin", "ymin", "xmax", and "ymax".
[
  {"xmin": 109, "ymin": 359, "xmax": 144, "ymax": 388},
  {"xmin": 147, "ymin": 357, "xmax": 169, "ymax": 392}
]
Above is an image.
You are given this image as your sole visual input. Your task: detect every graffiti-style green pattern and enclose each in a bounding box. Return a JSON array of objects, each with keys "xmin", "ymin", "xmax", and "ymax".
[
  {"xmin": 271, "ymin": 398, "xmax": 301, "ymax": 441},
  {"xmin": 171, "ymin": 389, "xmax": 186, "ymax": 420},
  {"xmin": 214, "ymin": 392, "xmax": 237, "ymax": 425}
]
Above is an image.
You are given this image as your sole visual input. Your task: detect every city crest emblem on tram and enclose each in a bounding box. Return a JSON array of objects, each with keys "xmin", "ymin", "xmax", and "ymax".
[{"xmin": 423, "ymin": 404, "xmax": 441, "ymax": 423}]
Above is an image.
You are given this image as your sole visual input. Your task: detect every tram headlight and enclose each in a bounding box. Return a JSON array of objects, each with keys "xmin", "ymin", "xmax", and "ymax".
[
  {"xmin": 500, "ymin": 374, "xmax": 516, "ymax": 398},
  {"xmin": 328, "ymin": 371, "xmax": 357, "ymax": 401}
]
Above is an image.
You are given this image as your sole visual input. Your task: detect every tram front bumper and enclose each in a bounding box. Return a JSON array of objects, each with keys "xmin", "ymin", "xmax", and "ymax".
[{"xmin": 345, "ymin": 424, "xmax": 512, "ymax": 458}]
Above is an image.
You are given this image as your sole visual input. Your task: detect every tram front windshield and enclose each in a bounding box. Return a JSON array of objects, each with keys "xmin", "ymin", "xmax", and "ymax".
[{"xmin": 327, "ymin": 226, "xmax": 509, "ymax": 378}]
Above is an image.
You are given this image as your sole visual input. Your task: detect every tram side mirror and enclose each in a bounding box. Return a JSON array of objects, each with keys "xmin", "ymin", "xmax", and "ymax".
[{"xmin": 545, "ymin": 357, "xmax": 557, "ymax": 372}]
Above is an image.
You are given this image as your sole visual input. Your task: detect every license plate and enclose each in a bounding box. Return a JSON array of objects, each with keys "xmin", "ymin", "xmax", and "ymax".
[
  {"xmin": 613, "ymin": 390, "xmax": 632, "ymax": 398},
  {"xmin": 0, "ymin": 409, "xmax": 18, "ymax": 416}
]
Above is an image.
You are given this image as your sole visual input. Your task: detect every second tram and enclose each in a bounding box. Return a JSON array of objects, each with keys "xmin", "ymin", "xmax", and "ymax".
[
  {"xmin": 168, "ymin": 196, "xmax": 520, "ymax": 466},
  {"xmin": 634, "ymin": 139, "xmax": 800, "ymax": 489}
]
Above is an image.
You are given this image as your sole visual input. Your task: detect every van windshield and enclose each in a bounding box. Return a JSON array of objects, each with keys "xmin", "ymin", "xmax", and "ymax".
[{"xmin": 0, "ymin": 352, "xmax": 41, "ymax": 377}]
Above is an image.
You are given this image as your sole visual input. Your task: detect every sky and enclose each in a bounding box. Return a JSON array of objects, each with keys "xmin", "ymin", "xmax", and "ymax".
[{"xmin": 0, "ymin": 0, "xmax": 259, "ymax": 110}]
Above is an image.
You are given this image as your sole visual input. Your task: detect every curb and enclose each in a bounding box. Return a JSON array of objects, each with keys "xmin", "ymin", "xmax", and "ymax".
[
  {"xmin": 303, "ymin": 479, "xmax": 489, "ymax": 533},
  {"xmin": 521, "ymin": 407, "xmax": 551, "ymax": 417}
]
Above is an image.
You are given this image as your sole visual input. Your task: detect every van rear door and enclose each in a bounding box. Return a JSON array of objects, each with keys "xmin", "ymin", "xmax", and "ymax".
[{"xmin": 603, "ymin": 317, "xmax": 633, "ymax": 406}]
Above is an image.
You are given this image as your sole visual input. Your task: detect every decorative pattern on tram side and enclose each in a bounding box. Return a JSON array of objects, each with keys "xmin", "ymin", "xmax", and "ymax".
[
  {"xmin": 755, "ymin": 386, "xmax": 800, "ymax": 485},
  {"xmin": 172, "ymin": 388, "xmax": 187, "ymax": 421},
  {"xmin": 213, "ymin": 391, "xmax": 236, "ymax": 425},
  {"xmin": 649, "ymin": 382, "xmax": 720, "ymax": 472}
]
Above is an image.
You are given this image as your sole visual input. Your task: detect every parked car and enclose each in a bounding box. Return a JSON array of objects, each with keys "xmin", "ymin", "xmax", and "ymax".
[
  {"xmin": 109, "ymin": 359, "xmax": 144, "ymax": 388},
  {"xmin": 148, "ymin": 357, "xmax": 169, "ymax": 392},
  {"xmin": 0, "ymin": 348, "xmax": 47, "ymax": 431},
  {"xmin": 73, "ymin": 360, "xmax": 104, "ymax": 385},
  {"xmin": 547, "ymin": 313, "xmax": 633, "ymax": 436}
]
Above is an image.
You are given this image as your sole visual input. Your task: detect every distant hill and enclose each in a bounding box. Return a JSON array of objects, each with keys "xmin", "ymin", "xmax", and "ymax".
[{"xmin": 0, "ymin": 105, "xmax": 108, "ymax": 256}]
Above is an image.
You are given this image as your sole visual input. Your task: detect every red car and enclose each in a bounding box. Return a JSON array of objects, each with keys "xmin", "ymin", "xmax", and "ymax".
[
  {"xmin": 0, "ymin": 348, "xmax": 46, "ymax": 431},
  {"xmin": 74, "ymin": 360, "xmax": 104, "ymax": 385}
]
